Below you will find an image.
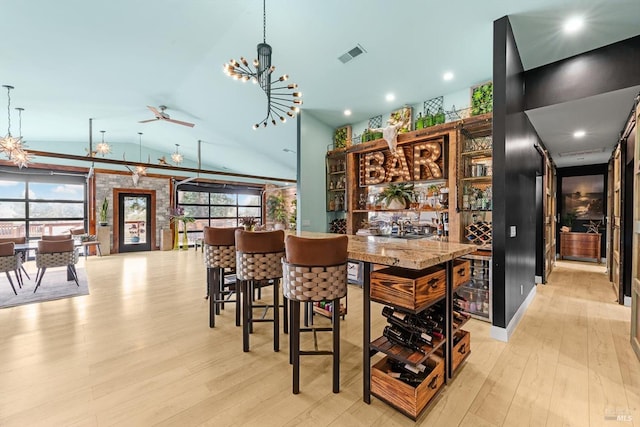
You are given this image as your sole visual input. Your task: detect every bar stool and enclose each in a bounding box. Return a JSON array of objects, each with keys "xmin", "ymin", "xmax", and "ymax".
[
  {"xmin": 282, "ymin": 234, "xmax": 348, "ymax": 394},
  {"xmin": 203, "ymin": 226, "xmax": 241, "ymax": 328},
  {"xmin": 235, "ymin": 229, "xmax": 285, "ymax": 353}
]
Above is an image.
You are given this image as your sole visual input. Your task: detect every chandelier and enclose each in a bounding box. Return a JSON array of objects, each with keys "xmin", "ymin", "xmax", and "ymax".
[
  {"xmin": 223, "ymin": 0, "xmax": 302, "ymax": 129},
  {"xmin": 0, "ymin": 85, "xmax": 32, "ymax": 168},
  {"xmin": 97, "ymin": 130, "xmax": 112, "ymax": 156},
  {"xmin": 171, "ymin": 144, "xmax": 183, "ymax": 164}
]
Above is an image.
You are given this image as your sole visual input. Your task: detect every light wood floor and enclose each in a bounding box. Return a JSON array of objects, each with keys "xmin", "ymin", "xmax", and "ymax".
[{"xmin": 0, "ymin": 252, "xmax": 638, "ymax": 426}]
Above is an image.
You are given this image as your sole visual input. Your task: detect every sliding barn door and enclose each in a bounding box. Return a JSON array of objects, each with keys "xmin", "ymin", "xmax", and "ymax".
[
  {"xmin": 611, "ymin": 146, "xmax": 622, "ymax": 300},
  {"xmin": 631, "ymin": 102, "xmax": 640, "ymax": 360}
]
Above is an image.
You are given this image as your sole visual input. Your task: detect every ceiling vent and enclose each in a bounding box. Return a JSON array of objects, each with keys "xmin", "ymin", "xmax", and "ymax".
[
  {"xmin": 558, "ymin": 147, "xmax": 606, "ymax": 157},
  {"xmin": 338, "ymin": 44, "xmax": 366, "ymax": 64}
]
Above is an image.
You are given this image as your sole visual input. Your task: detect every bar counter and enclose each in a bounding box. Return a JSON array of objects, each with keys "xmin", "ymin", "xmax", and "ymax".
[{"xmin": 290, "ymin": 231, "xmax": 477, "ymax": 405}]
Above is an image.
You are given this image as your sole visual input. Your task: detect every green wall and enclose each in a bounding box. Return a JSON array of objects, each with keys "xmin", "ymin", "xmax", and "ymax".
[{"xmin": 297, "ymin": 111, "xmax": 333, "ymax": 232}]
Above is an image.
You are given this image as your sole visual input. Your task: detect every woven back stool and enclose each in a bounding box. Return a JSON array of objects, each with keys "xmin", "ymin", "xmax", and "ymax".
[
  {"xmin": 235, "ymin": 229, "xmax": 286, "ymax": 353},
  {"xmin": 0, "ymin": 242, "xmax": 22, "ymax": 294},
  {"xmin": 203, "ymin": 226, "xmax": 241, "ymax": 328},
  {"xmin": 282, "ymin": 234, "xmax": 348, "ymax": 394}
]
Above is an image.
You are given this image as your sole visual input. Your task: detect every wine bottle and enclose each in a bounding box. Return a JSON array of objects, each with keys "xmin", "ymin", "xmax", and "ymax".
[{"xmin": 383, "ymin": 325, "xmax": 428, "ymax": 353}]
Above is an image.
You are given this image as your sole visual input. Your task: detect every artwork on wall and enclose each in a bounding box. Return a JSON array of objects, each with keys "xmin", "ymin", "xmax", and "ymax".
[{"xmin": 561, "ymin": 175, "xmax": 604, "ymax": 221}]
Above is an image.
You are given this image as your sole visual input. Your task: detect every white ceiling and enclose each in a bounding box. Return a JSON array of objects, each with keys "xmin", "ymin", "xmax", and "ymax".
[{"xmin": 1, "ymin": 0, "xmax": 639, "ymax": 180}]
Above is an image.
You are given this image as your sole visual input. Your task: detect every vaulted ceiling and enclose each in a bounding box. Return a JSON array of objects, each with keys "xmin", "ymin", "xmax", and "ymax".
[{"xmin": 2, "ymin": 0, "xmax": 639, "ymax": 180}]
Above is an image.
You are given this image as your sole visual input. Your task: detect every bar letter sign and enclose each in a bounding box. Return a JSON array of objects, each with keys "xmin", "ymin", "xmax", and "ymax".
[{"xmin": 359, "ymin": 138, "xmax": 446, "ymax": 186}]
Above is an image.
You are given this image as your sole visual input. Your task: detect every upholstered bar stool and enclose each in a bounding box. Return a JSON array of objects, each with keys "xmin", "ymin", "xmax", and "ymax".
[
  {"xmin": 282, "ymin": 234, "xmax": 348, "ymax": 394},
  {"xmin": 203, "ymin": 226, "xmax": 241, "ymax": 328},
  {"xmin": 235, "ymin": 229, "xmax": 285, "ymax": 353}
]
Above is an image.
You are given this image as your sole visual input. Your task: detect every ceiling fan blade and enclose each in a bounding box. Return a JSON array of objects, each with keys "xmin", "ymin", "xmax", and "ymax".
[
  {"xmin": 138, "ymin": 119, "xmax": 158, "ymax": 123},
  {"xmin": 165, "ymin": 118, "xmax": 195, "ymax": 128},
  {"xmin": 147, "ymin": 105, "xmax": 161, "ymax": 116}
]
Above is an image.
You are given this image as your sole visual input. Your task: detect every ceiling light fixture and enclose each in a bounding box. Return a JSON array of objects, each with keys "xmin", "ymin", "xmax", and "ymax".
[
  {"xmin": 344, "ymin": 109, "xmax": 352, "ymax": 116},
  {"xmin": 124, "ymin": 132, "xmax": 147, "ymax": 186},
  {"xmin": 0, "ymin": 85, "xmax": 31, "ymax": 168},
  {"xmin": 573, "ymin": 129, "xmax": 586, "ymax": 138},
  {"xmin": 563, "ymin": 16, "xmax": 584, "ymax": 34},
  {"xmin": 385, "ymin": 93, "xmax": 395, "ymax": 102},
  {"xmin": 97, "ymin": 130, "xmax": 111, "ymax": 157},
  {"xmin": 171, "ymin": 143, "xmax": 183, "ymax": 165},
  {"xmin": 443, "ymin": 72, "xmax": 454, "ymax": 81},
  {"xmin": 223, "ymin": 0, "xmax": 302, "ymax": 129}
]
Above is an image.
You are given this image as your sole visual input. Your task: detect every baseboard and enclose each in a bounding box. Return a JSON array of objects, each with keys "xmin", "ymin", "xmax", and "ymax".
[
  {"xmin": 490, "ymin": 285, "xmax": 537, "ymax": 342},
  {"xmin": 624, "ymin": 296, "xmax": 632, "ymax": 307}
]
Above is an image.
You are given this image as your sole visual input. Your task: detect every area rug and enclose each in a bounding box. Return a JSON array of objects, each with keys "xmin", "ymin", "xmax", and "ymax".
[{"xmin": 0, "ymin": 266, "xmax": 89, "ymax": 309}]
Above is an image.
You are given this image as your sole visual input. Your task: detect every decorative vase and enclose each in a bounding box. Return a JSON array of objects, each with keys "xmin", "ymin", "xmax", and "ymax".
[
  {"xmin": 173, "ymin": 228, "xmax": 179, "ymax": 250},
  {"xmin": 182, "ymin": 221, "xmax": 189, "ymax": 249}
]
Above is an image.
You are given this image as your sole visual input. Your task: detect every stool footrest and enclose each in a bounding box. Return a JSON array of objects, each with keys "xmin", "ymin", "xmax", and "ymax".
[
  {"xmin": 250, "ymin": 318, "xmax": 275, "ymax": 323},
  {"xmin": 300, "ymin": 350, "xmax": 333, "ymax": 356},
  {"xmin": 300, "ymin": 327, "xmax": 333, "ymax": 333}
]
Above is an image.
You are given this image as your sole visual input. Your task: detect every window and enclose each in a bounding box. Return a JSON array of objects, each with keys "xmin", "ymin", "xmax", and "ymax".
[
  {"xmin": 0, "ymin": 169, "xmax": 86, "ymax": 240},
  {"xmin": 176, "ymin": 184, "xmax": 263, "ymax": 246}
]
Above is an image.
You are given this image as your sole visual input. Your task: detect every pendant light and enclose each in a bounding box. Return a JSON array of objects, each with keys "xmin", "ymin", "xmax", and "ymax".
[
  {"xmin": 96, "ymin": 130, "xmax": 111, "ymax": 156},
  {"xmin": 171, "ymin": 144, "xmax": 183, "ymax": 165}
]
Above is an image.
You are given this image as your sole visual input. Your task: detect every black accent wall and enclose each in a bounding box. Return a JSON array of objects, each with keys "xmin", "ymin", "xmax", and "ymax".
[
  {"xmin": 525, "ymin": 35, "xmax": 640, "ymax": 110},
  {"xmin": 493, "ymin": 17, "xmax": 544, "ymax": 329}
]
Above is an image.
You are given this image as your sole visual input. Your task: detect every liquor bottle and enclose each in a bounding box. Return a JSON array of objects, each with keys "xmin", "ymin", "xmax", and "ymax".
[
  {"xmin": 415, "ymin": 112, "xmax": 424, "ymax": 130},
  {"xmin": 435, "ymin": 106, "xmax": 446, "ymax": 125},
  {"xmin": 329, "ymin": 197, "xmax": 335, "ymax": 211},
  {"xmin": 425, "ymin": 109, "xmax": 434, "ymax": 127}
]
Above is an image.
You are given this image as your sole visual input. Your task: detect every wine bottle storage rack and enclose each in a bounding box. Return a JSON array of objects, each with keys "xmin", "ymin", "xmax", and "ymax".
[
  {"xmin": 464, "ymin": 221, "xmax": 492, "ymax": 245},
  {"xmin": 370, "ymin": 334, "xmax": 445, "ymax": 366}
]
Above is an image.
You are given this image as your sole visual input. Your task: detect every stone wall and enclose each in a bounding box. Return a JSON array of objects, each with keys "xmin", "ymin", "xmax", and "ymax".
[{"xmin": 95, "ymin": 172, "xmax": 171, "ymax": 249}]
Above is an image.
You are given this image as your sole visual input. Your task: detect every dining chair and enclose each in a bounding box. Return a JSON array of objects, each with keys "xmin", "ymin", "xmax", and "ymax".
[
  {"xmin": 33, "ymin": 239, "xmax": 79, "ymax": 293},
  {"xmin": 0, "ymin": 242, "xmax": 22, "ymax": 295},
  {"xmin": 0, "ymin": 236, "xmax": 30, "ymax": 282}
]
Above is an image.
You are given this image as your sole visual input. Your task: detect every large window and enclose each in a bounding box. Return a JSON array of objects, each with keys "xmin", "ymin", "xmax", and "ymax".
[
  {"xmin": 176, "ymin": 183, "xmax": 263, "ymax": 245},
  {"xmin": 0, "ymin": 169, "xmax": 87, "ymax": 240}
]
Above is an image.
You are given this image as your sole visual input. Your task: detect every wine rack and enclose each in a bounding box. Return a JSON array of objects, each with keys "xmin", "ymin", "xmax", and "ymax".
[{"xmin": 464, "ymin": 221, "xmax": 492, "ymax": 246}]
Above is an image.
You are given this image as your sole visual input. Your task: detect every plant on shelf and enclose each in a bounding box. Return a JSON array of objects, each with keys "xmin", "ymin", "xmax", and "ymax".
[
  {"xmin": 377, "ymin": 182, "xmax": 415, "ymax": 210},
  {"xmin": 561, "ymin": 211, "xmax": 577, "ymax": 231},
  {"xmin": 471, "ymin": 82, "xmax": 493, "ymax": 116},
  {"xmin": 99, "ymin": 197, "xmax": 109, "ymax": 226}
]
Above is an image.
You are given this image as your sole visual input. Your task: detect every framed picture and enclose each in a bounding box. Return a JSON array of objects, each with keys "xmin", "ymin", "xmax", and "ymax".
[{"xmin": 561, "ymin": 175, "xmax": 604, "ymax": 220}]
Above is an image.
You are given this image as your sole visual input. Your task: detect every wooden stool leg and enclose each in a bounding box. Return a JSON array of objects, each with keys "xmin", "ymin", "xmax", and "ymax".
[
  {"xmin": 283, "ymin": 295, "xmax": 289, "ymax": 334},
  {"xmin": 242, "ymin": 280, "xmax": 250, "ymax": 352},
  {"xmin": 292, "ymin": 300, "xmax": 300, "ymax": 394},
  {"xmin": 218, "ymin": 269, "xmax": 225, "ymax": 311},
  {"xmin": 213, "ymin": 268, "xmax": 221, "ymax": 315},
  {"xmin": 332, "ymin": 298, "xmax": 340, "ymax": 393},
  {"xmin": 289, "ymin": 298, "xmax": 294, "ymax": 365},
  {"xmin": 248, "ymin": 280, "xmax": 254, "ymax": 334},
  {"xmin": 208, "ymin": 268, "xmax": 216, "ymax": 328},
  {"xmin": 273, "ymin": 279, "xmax": 279, "ymax": 352},
  {"xmin": 235, "ymin": 279, "xmax": 241, "ymax": 327}
]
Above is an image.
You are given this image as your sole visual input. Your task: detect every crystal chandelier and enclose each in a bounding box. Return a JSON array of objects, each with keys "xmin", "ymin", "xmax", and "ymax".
[
  {"xmin": 223, "ymin": 0, "xmax": 302, "ymax": 129},
  {"xmin": 0, "ymin": 85, "xmax": 31, "ymax": 168},
  {"xmin": 171, "ymin": 143, "xmax": 183, "ymax": 164},
  {"xmin": 97, "ymin": 130, "xmax": 111, "ymax": 156}
]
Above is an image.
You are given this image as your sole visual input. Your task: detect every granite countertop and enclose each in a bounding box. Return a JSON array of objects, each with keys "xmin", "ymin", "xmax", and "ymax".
[{"xmin": 289, "ymin": 231, "xmax": 477, "ymax": 270}]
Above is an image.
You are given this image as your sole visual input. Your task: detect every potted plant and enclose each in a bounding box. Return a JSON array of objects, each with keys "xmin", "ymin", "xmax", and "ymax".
[
  {"xmin": 266, "ymin": 193, "xmax": 288, "ymax": 229},
  {"xmin": 240, "ymin": 216, "xmax": 257, "ymax": 231},
  {"xmin": 99, "ymin": 197, "xmax": 109, "ymax": 226},
  {"xmin": 377, "ymin": 182, "xmax": 415, "ymax": 210},
  {"xmin": 561, "ymin": 211, "xmax": 577, "ymax": 231}
]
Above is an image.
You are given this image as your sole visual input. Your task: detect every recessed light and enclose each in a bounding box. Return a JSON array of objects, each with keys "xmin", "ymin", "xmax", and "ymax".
[
  {"xmin": 563, "ymin": 16, "xmax": 584, "ymax": 34},
  {"xmin": 385, "ymin": 93, "xmax": 395, "ymax": 102},
  {"xmin": 443, "ymin": 72, "xmax": 454, "ymax": 81},
  {"xmin": 344, "ymin": 109, "xmax": 352, "ymax": 116},
  {"xmin": 573, "ymin": 130, "xmax": 586, "ymax": 138}
]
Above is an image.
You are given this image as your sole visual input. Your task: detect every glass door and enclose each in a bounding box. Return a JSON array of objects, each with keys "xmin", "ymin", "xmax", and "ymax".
[{"xmin": 118, "ymin": 193, "xmax": 151, "ymax": 252}]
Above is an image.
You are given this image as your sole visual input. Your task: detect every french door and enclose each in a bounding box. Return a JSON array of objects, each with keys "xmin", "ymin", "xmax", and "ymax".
[{"xmin": 117, "ymin": 193, "xmax": 152, "ymax": 253}]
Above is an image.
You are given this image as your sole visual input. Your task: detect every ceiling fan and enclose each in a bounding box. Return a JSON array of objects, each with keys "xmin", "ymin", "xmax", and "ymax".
[{"xmin": 138, "ymin": 105, "xmax": 195, "ymax": 128}]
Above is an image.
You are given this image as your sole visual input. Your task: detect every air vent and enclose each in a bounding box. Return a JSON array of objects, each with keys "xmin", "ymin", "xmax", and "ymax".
[
  {"xmin": 338, "ymin": 44, "xmax": 366, "ymax": 64},
  {"xmin": 558, "ymin": 147, "xmax": 606, "ymax": 157}
]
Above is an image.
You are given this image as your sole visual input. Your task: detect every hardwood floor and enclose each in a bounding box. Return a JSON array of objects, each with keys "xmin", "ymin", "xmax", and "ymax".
[{"xmin": 0, "ymin": 253, "xmax": 638, "ymax": 426}]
